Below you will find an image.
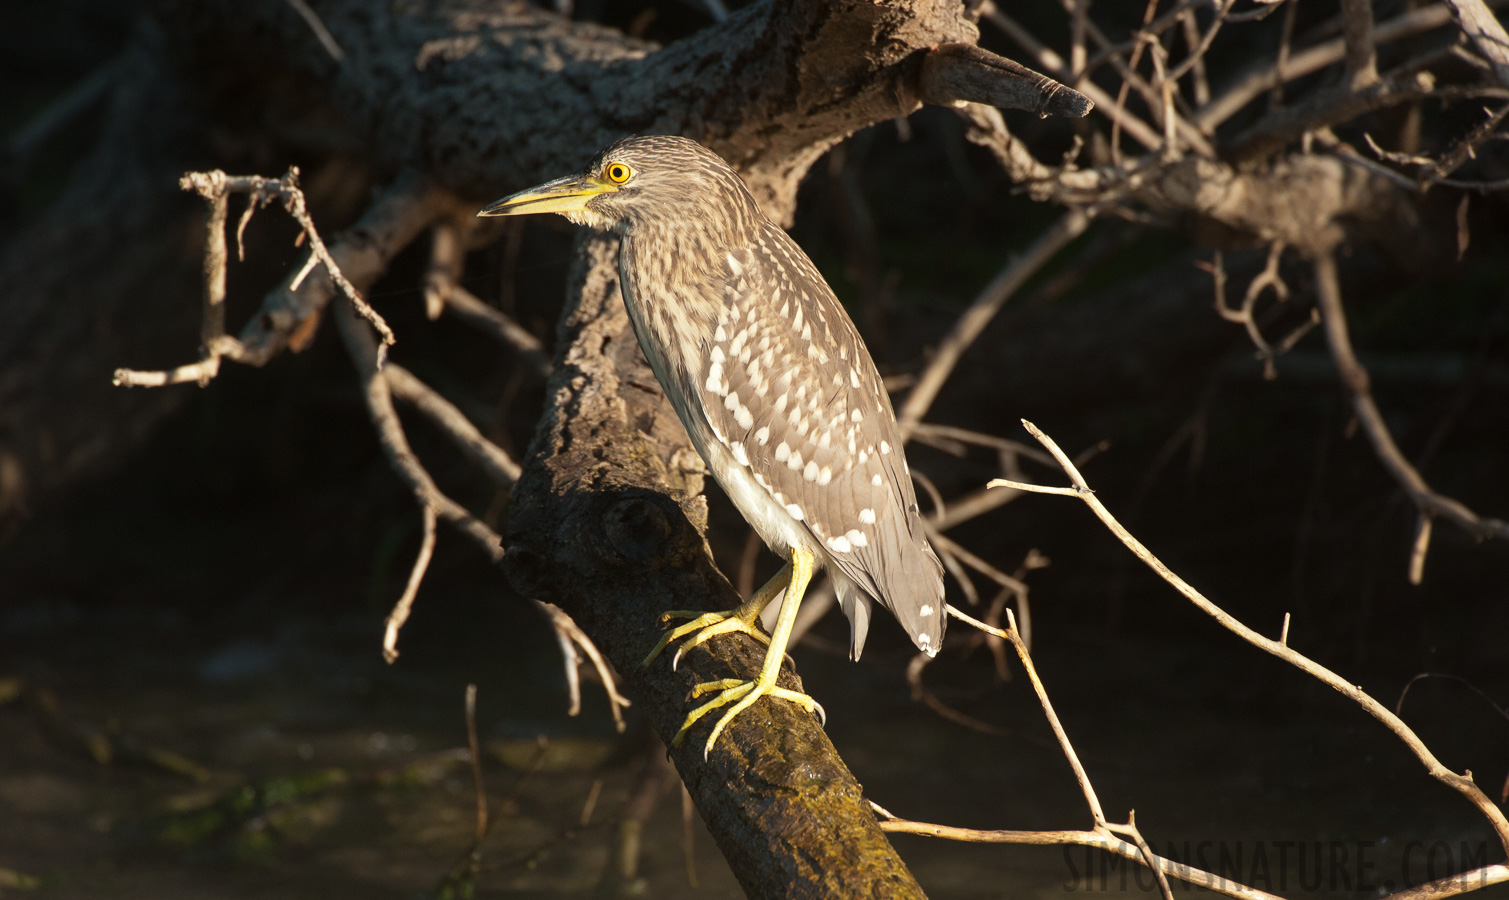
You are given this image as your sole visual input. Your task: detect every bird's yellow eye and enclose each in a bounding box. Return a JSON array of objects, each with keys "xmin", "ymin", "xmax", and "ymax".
[{"xmin": 605, "ymin": 162, "xmax": 633, "ymax": 184}]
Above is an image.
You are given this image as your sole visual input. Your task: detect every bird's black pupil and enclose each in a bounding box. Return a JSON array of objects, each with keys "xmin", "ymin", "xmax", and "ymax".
[{"xmin": 611, "ymin": 165, "xmax": 626, "ymax": 181}]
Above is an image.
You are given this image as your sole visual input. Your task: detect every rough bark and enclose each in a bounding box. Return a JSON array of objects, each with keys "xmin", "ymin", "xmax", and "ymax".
[{"xmin": 170, "ymin": 0, "xmax": 981, "ymax": 221}]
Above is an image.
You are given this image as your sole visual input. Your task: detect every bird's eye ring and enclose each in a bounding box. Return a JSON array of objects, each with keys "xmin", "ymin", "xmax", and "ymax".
[{"xmin": 605, "ymin": 162, "xmax": 633, "ymax": 184}]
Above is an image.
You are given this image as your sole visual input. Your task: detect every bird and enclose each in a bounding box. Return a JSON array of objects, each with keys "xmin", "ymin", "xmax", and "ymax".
[{"xmin": 478, "ymin": 135, "xmax": 945, "ymax": 756}]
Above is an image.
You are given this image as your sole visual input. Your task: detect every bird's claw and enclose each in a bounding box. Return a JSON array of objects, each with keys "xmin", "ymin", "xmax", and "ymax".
[
  {"xmin": 671, "ymin": 675, "xmax": 824, "ymax": 758},
  {"xmin": 641, "ymin": 609, "xmax": 769, "ymax": 670}
]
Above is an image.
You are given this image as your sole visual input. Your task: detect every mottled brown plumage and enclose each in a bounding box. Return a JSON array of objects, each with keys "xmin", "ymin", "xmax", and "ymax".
[{"xmin": 480, "ymin": 135, "xmax": 945, "ymax": 751}]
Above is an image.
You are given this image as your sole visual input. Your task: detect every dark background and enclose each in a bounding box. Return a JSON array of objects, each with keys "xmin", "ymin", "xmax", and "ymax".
[{"xmin": 2, "ymin": 0, "xmax": 1507, "ymax": 897}]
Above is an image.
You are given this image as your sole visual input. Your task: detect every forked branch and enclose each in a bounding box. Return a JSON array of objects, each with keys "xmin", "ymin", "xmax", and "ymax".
[{"xmin": 988, "ymin": 420, "xmax": 1509, "ymax": 858}]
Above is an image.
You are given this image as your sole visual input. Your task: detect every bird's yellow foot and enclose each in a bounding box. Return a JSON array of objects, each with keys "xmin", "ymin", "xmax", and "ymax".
[
  {"xmin": 641, "ymin": 560, "xmax": 794, "ymax": 670},
  {"xmin": 640, "ymin": 609, "xmax": 770, "ymax": 670},
  {"xmin": 649, "ymin": 549, "xmax": 819, "ymax": 757},
  {"xmin": 672, "ymin": 676, "xmax": 826, "ymax": 758}
]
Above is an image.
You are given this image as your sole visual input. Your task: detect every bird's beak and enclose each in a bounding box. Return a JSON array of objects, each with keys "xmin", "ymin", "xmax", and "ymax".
[{"xmin": 476, "ymin": 174, "xmax": 617, "ymax": 217}]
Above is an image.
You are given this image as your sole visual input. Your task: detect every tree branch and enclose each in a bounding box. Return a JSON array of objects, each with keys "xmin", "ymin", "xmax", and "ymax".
[
  {"xmin": 917, "ymin": 43, "xmax": 1092, "ymax": 118},
  {"xmin": 991, "ymin": 421, "xmax": 1509, "ymax": 857},
  {"xmin": 1444, "ymin": 0, "xmax": 1509, "ymax": 88},
  {"xmin": 1311, "ymin": 252, "xmax": 1509, "ymax": 552}
]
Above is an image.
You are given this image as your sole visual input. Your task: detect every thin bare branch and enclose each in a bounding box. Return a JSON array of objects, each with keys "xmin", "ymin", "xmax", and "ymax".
[
  {"xmin": 952, "ymin": 605, "xmax": 1106, "ymax": 823},
  {"xmin": 114, "ymin": 169, "xmax": 422, "ymax": 387},
  {"xmin": 897, "ymin": 208, "xmax": 1092, "ymax": 438},
  {"xmin": 465, "ymin": 684, "xmax": 487, "ymax": 841},
  {"xmin": 1165, "ymin": 0, "xmax": 1236, "ymax": 87},
  {"xmin": 1177, "ymin": 7, "xmax": 1211, "ymax": 106},
  {"xmin": 332, "ymin": 301, "xmax": 504, "ymax": 561},
  {"xmin": 1313, "ymin": 252, "xmax": 1509, "ymax": 545},
  {"xmin": 384, "ymin": 363, "xmax": 522, "ymax": 485},
  {"xmin": 382, "ymin": 503, "xmax": 438, "ymax": 663},
  {"xmin": 283, "ymin": 0, "xmax": 346, "ymax": 60},
  {"xmin": 986, "ymin": 3, "xmax": 1211, "ymax": 156},
  {"xmin": 1195, "ymin": 2, "xmax": 1505, "ymax": 130},
  {"xmin": 441, "ymin": 284, "xmax": 553, "ymax": 377},
  {"xmin": 991, "ymin": 420, "xmax": 1509, "ymax": 856},
  {"xmin": 534, "ymin": 601, "xmax": 631, "ymax": 733},
  {"xmin": 906, "ymin": 652, "xmax": 1006, "ymax": 735}
]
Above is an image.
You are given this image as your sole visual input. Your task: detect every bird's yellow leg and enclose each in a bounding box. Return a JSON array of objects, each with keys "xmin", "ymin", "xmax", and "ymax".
[
  {"xmin": 673, "ymin": 547, "xmax": 823, "ymax": 757},
  {"xmin": 641, "ymin": 561, "xmax": 792, "ymax": 669}
]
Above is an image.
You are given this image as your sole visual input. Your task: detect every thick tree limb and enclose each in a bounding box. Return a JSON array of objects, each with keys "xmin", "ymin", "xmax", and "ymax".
[{"xmin": 918, "ymin": 43, "xmax": 1092, "ymax": 118}]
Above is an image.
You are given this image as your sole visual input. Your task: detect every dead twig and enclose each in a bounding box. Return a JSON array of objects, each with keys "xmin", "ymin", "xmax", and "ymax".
[
  {"xmin": 382, "ymin": 503, "xmax": 438, "ymax": 663},
  {"xmin": 897, "ymin": 207, "xmax": 1092, "ymax": 439},
  {"xmin": 384, "ymin": 363, "xmax": 522, "ymax": 485},
  {"xmin": 1312, "ymin": 251, "xmax": 1509, "ymax": 564},
  {"xmin": 533, "ymin": 601, "xmax": 631, "ymax": 733},
  {"xmin": 333, "ymin": 300, "xmax": 504, "ymax": 560},
  {"xmin": 283, "ymin": 0, "xmax": 345, "ymax": 60},
  {"xmin": 1194, "ymin": 1, "xmax": 1507, "ymax": 130},
  {"xmin": 985, "ymin": 4, "xmax": 1189, "ymax": 156},
  {"xmin": 989, "ymin": 420, "xmax": 1509, "ymax": 856},
  {"xmin": 905, "ymin": 652, "xmax": 1007, "ymax": 735},
  {"xmin": 1203, "ymin": 244, "xmax": 1294, "ymax": 379},
  {"xmin": 441, "ymin": 284, "xmax": 553, "ymax": 377},
  {"xmin": 115, "ymin": 168, "xmax": 401, "ymax": 388}
]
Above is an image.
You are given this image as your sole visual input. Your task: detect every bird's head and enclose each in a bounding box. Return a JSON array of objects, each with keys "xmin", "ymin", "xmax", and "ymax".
[{"xmin": 477, "ymin": 135, "xmax": 761, "ymax": 243}]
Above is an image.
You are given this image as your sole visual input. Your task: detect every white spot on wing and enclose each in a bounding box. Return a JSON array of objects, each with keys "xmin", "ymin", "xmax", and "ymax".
[
  {"xmin": 859, "ymin": 508, "xmax": 876, "ymax": 524},
  {"xmin": 755, "ymin": 426, "xmax": 770, "ymax": 446},
  {"xmin": 846, "ymin": 529, "xmax": 868, "ymax": 548},
  {"xmin": 803, "ymin": 460, "xmax": 818, "ymax": 482},
  {"xmin": 731, "ymin": 441, "xmax": 749, "ymax": 466},
  {"xmin": 827, "ymin": 535, "xmax": 852, "ymax": 553},
  {"xmin": 880, "ymin": 441, "xmax": 891, "ymax": 454},
  {"xmin": 786, "ymin": 503, "xmax": 805, "ymax": 521},
  {"xmin": 920, "ymin": 604, "xmax": 934, "ymax": 617},
  {"xmin": 775, "ymin": 442, "xmax": 790, "ymax": 462},
  {"xmin": 734, "ymin": 404, "xmax": 753, "ymax": 429},
  {"xmin": 871, "ymin": 473, "xmax": 883, "ymax": 486}
]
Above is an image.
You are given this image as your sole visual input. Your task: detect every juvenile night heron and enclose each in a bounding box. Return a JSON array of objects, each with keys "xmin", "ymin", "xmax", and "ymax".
[{"xmin": 479, "ymin": 135, "xmax": 945, "ymax": 755}]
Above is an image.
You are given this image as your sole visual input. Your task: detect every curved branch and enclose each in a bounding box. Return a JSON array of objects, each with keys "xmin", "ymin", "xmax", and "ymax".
[
  {"xmin": 1312, "ymin": 252, "xmax": 1509, "ymax": 550},
  {"xmin": 991, "ymin": 421, "xmax": 1509, "ymax": 858}
]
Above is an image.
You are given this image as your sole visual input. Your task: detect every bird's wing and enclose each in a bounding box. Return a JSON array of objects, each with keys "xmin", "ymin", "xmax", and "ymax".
[{"xmin": 694, "ymin": 225, "xmax": 945, "ymax": 656}]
